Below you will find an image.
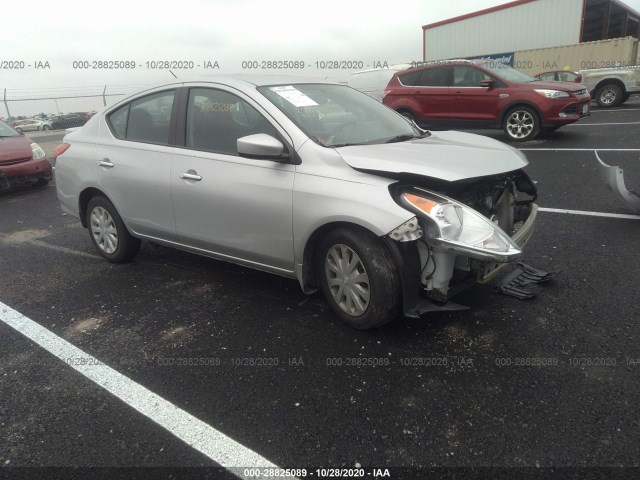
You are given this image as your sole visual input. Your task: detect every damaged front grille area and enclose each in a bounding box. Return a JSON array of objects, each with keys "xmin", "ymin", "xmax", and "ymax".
[
  {"xmin": 440, "ymin": 170, "xmax": 537, "ymax": 237},
  {"xmin": 389, "ymin": 169, "xmax": 539, "ymax": 309}
]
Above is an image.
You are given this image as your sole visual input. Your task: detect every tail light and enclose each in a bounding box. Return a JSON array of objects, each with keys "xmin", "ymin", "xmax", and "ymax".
[
  {"xmin": 55, "ymin": 143, "xmax": 70, "ymax": 157},
  {"xmin": 53, "ymin": 143, "xmax": 70, "ymax": 166}
]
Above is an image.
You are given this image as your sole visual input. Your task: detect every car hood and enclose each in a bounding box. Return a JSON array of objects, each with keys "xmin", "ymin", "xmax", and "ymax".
[
  {"xmin": 524, "ymin": 80, "xmax": 585, "ymax": 91},
  {"xmin": 336, "ymin": 131, "xmax": 528, "ymax": 182},
  {"xmin": 0, "ymin": 135, "xmax": 32, "ymax": 163}
]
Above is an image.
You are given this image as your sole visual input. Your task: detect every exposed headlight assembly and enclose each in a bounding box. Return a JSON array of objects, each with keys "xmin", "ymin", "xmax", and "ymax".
[
  {"xmin": 534, "ymin": 89, "xmax": 570, "ymax": 99},
  {"xmin": 400, "ymin": 191, "xmax": 521, "ymax": 262},
  {"xmin": 31, "ymin": 143, "xmax": 46, "ymax": 160}
]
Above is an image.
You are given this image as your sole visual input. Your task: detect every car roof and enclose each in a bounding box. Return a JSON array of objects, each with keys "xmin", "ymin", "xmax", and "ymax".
[
  {"xmin": 138, "ymin": 75, "xmax": 338, "ymax": 92},
  {"xmin": 103, "ymin": 75, "xmax": 344, "ymax": 112},
  {"xmin": 393, "ymin": 59, "xmax": 484, "ymax": 75}
]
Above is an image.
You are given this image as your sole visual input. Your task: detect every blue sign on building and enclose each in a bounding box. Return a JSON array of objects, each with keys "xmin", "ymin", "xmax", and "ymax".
[{"xmin": 466, "ymin": 52, "xmax": 515, "ymax": 66}]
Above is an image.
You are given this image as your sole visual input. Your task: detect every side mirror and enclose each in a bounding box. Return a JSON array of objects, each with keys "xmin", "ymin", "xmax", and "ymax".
[
  {"xmin": 575, "ymin": 74, "xmax": 582, "ymax": 83},
  {"xmin": 237, "ymin": 134, "xmax": 289, "ymax": 162},
  {"xmin": 480, "ymin": 79, "xmax": 495, "ymax": 89}
]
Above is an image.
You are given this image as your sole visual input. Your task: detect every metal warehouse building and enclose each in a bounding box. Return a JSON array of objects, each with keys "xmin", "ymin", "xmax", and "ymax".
[{"xmin": 422, "ymin": 0, "xmax": 640, "ymax": 61}]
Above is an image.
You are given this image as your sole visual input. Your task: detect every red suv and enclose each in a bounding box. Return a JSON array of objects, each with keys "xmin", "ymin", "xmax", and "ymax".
[
  {"xmin": 383, "ymin": 60, "xmax": 591, "ymax": 141},
  {"xmin": 0, "ymin": 120, "xmax": 52, "ymax": 189}
]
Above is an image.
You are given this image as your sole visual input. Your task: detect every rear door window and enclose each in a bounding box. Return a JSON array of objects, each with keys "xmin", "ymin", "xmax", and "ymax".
[{"xmin": 416, "ymin": 67, "xmax": 451, "ymax": 86}]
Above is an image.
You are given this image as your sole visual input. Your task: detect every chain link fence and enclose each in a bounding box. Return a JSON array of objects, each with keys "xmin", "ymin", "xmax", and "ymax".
[{"xmin": 1, "ymin": 84, "xmax": 150, "ymax": 130}]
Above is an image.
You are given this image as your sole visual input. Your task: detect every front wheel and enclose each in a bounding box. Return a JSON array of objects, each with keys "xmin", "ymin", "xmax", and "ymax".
[
  {"xmin": 503, "ymin": 106, "xmax": 539, "ymax": 142},
  {"xmin": 86, "ymin": 196, "xmax": 140, "ymax": 263},
  {"xmin": 318, "ymin": 228, "xmax": 401, "ymax": 329},
  {"xmin": 595, "ymin": 84, "xmax": 623, "ymax": 107}
]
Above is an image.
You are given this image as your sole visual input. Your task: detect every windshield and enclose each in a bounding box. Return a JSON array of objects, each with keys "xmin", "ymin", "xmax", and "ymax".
[
  {"xmin": 258, "ymin": 83, "xmax": 423, "ymax": 147},
  {"xmin": 0, "ymin": 121, "xmax": 21, "ymax": 137},
  {"xmin": 478, "ymin": 62, "xmax": 536, "ymax": 83}
]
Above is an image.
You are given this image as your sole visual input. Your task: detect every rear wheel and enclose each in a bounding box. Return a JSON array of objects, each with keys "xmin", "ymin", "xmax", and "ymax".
[
  {"xmin": 595, "ymin": 84, "xmax": 623, "ymax": 107},
  {"xmin": 86, "ymin": 196, "xmax": 140, "ymax": 263},
  {"xmin": 318, "ymin": 227, "xmax": 401, "ymax": 329},
  {"xmin": 503, "ymin": 106, "xmax": 540, "ymax": 142}
]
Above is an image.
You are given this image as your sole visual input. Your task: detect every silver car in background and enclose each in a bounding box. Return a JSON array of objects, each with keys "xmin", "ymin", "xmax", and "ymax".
[{"xmin": 55, "ymin": 76, "xmax": 538, "ymax": 329}]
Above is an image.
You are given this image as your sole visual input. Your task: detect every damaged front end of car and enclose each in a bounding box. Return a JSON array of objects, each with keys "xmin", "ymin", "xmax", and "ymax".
[{"xmin": 385, "ymin": 169, "xmax": 539, "ymax": 317}]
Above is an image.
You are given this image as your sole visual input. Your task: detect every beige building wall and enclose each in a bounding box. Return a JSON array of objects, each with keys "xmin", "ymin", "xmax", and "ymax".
[{"xmin": 514, "ymin": 37, "xmax": 639, "ymax": 74}]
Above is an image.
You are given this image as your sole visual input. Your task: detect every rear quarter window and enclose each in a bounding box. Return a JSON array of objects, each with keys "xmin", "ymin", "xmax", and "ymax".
[
  {"xmin": 108, "ymin": 105, "xmax": 129, "ymax": 137},
  {"xmin": 398, "ymin": 71, "xmax": 420, "ymax": 86},
  {"xmin": 106, "ymin": 90, "xmax": 175, "ymax": 144}
]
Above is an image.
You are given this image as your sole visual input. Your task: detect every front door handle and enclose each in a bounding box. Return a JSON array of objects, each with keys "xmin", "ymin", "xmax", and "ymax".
[
  {"xmin": 179, "ymin": 172, "xmax": 202, "ymax": 181},
  {"xmin": 98, "ymin": 159, "xmax": 114, "ymax": 168}
]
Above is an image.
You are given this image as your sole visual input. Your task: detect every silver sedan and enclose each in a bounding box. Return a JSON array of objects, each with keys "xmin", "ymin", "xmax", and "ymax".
[{"xmin": 55, "ymin": 76, "xmax": 538, "ymax": 329}]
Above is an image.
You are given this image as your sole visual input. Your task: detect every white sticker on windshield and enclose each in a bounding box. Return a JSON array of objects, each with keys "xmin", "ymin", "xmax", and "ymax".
[{"xmin": 269, "ymin": 85, "xmax": 318, "ymax": 107}]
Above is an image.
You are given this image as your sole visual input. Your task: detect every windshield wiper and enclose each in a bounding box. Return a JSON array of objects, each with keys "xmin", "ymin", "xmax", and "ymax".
[
  {"xmin": 331, "ymin": 142, "xmax": 364, "ymax": 148},
  {"xmin": 385, "ymin": 133, "xmax": 430, "ymax": 143}
]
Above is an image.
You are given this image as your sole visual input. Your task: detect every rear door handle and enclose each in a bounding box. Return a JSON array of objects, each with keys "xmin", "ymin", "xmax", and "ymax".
[
  {"xmin": 179, "ymin": 172, "xmax": 202, "ymax": 181},
  {"xmin": 98, "ymin": 159, "xmax": 114, "ymax": 168}
]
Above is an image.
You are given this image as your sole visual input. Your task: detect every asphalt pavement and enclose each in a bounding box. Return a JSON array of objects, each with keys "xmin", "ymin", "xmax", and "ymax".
[{"xmin": 1, "ymin": 100, "xmax": 640, "ymax": 480}]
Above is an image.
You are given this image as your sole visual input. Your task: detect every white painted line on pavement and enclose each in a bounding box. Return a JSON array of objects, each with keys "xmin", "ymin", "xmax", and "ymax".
[
  {"xmin": 0, "ymin": 301, "xmax": 285, "ymax": 479},
  {"xmin": 0, "ymin": 233, "xmax": 99, "ymax": 259},
  {"xmin": 539, "ymin": 207, "xmax": 640, "ymax": 220},
  {"xmin": 565, "ymin": 121, "xmax": 640, "ymax": 126},
  {"xmin": 590, "ymin": 108, "xmax": 640, "ymax": 113},
  {"xmin": 519, "ymin": 148, "xmax": 640, "ymax": 151}
]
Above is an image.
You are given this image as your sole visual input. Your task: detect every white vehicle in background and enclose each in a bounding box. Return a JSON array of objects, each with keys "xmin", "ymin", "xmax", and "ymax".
[
  {"xmin": 579, "ymin": 66, "xmax": 640, "ymax": 107},
  {"xmin": 12, "ymin": 119, "xmax": 48, "ymax": 133},
  {"xmin": 347, "ymin": 64, "xmax": 412, "ymax": 101}
]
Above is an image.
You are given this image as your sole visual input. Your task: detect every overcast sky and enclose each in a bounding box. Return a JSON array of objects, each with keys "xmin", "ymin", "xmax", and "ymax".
[{"xmin": 4, "ymin": 0, "xmax": 640, "ymax": 92}]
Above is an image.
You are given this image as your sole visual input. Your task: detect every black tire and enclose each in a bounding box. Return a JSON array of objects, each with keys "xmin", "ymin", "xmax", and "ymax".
[
  {"xmin": 595, "ymin": 84, "xmax": 623, "ymax": 108},
  {"xmin": 35, "ymin": 178, "xmax": 48, "ymax": 186},
  {"xmin": 621, "ymin": 93, "xmax": 631, "ymax": 104},
  {"xmin": 503, "ymin": 106, "xmax": 540, "ymax": 142},
  {"xmin": 86, "ymin": 196, "xmax": 140, "ymax": 263},
  {"xmin": 317, "ymin": 227, "xmax": 401, "ymax": 329}
]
